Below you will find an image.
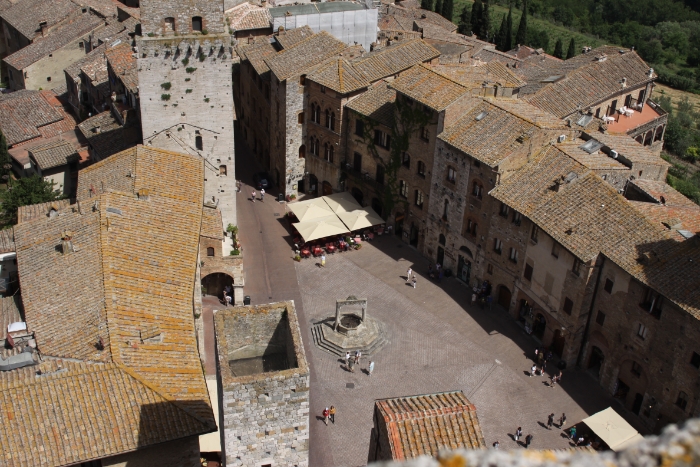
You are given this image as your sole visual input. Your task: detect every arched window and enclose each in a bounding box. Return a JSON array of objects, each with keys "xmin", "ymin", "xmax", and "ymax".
[
  {"xmin": 324, "ymin": 143, "xmax": 334, "ymax": 162},
  {"xmin": 299, "ymin": 144, "xmax": 306, "ymax": 158},
  {"xmin": 311, "ymin": 103, "xmax": 320, "ymax": 123},
  {"xmin": 439, "ymin": 234, "xmax": 446, "ymax": 245},
  {"xmin": 466, "ymin": 219, "xmax": 477, "ymax": 236},
  {"xmin": 192, "ymin": 16, "xmax": 202, "ymax": 32},
  {"xmin": 330, "ymin": 112, "xmax": 336, "ymax": 131},
  {"xmin": 206, "ymin": 247, "xmax": 215, "ymax": 256},
  {"xmin": 195, "ymin": 135, "xmax": 203, "ymax": 151},
  {"xmin": 443, "ymin": 199, "xmax": 449, "ymax": 220},
  {"xmin": 325, "ymin": 109, "xmax": 331, "ymax": 128}
]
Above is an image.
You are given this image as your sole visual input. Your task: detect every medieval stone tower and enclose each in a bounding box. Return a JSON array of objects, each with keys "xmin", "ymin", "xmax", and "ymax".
[{"xmin": 137, "ymin": 0, "xmax": 237, "ymax": 228}]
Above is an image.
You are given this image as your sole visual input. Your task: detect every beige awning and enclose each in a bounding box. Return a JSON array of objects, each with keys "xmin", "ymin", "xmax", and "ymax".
[
  {"xmin": 582, "ymin": 407, "xmax": 641, "ymax": 451},
  {"xmin": 287, "ymin": 198, "xmax": 334, "ymax": 222},
  {"xmin": 322, "ymin": 192, "xmax": 362, "ymax": 214},
  {"xmin": 337, "ymin": 207, "xmax": 385, "ymax": 231},
  {"xmin": 293, "ymin": 215, "xmax": 349, "ymax": 242}
]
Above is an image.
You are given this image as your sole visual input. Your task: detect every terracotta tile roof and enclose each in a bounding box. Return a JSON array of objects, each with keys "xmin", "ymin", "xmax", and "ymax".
[
  {"xmin": 17, "ymin": 199, "xmax": 71, "ymax": 224},
  {"xmin": 629, "ymin": 199, "xmax": 700, "ymax": 242},
  {"xmin": 629, "ymin": 179, "xmax": 698, "ymax": 207},
  {"xmin": 65, "ymin": 44, "xmax": 105, "ymax": 80},
  {"xmin": 0, "ymin": 0, "xmax": 17, "ymax": 13},
  {"xmin": 390, "ymin": 63, "xmax": 470, "ymax": 111},
  {"xmin": 385, "ymin": 4, "xmax": 457, "ymax": 32},
  {"xmin": 266, "ymin": 30, "xmax": 347, "ymax": 81},
  {"xmin": 201, "ymin": 206, "xmax": 223, "ymax": 239},
  {"xmin": 0, "ymin": 228, "xmax": 15, "ymax": 253},
  {"xmin": 105, "ymin": 41, "xmax": 138, "ymax": 92},
  {"xmin": 88, "ymin": 18, "xmax": 135, "ymax": 48},
  {"xmin": 236, "ymin": 36, "xmax": 278, "ymax": 77},
  {"xmin": 8, "ymin": 146, "xmax": 216, "ymax": 466},
  {"xmin": 274, "ymin": 24, "xmax": 314, "ymax": 49},
  {"xmin": 4, "ymin": 14, "xmax": 104, "ymax": 70},
  {"xmin": 489, "ymin": 145, "xmax": 700, "ymax": 319},
  {"xmin": 71, "ymin": 0, "xmax": 120, "ymax": 18},
  {"xmin": 415, "ymin": 20, "xmax": 469, "ymax": 45},
  {"xmin": 378, "ymin": 15, "xmax": 406, "ymax": 31},
  {"xmin": 28, "ymin": 139, "xmax": 78, "ymax": 170},
  {"xmin": 307, "ymin": 58, "xmax": 370, "ymax": 94},
  {"xmin": 472, "ymin": 46, "xmax": 521, "ymax": 65},
  {"xmin": 226, "ymin": 2, "xmax": 271, "ymax": 31},
  {"xmin": 0, "ymin": 0, "xmax": 78, "ymax": 39},
  {"xmin": 527, "ymin": 48, "xmax": 654, "ymax": 118},
  {"xmin": 583, "ymin": 132, "xmax": 670, "ymax": 168},
  {"xmin": 429, "ymin": 62, "xmax": 525, "ymax": 90},
  {"xmin": 0, "ymin": 90, "xmax": 64, "ymax": 145},
  {"xmin": 375, "ymin": 391, "xmax": 486, "ymax": 460},
  {"xmin": 439, "ymin": 98, "xmax": 565, "ymax": 167},
  {"xmin": 346, "ymin": 80, "xmax": 396, "ymax": 128},
  {"xmin": 0, "ymin": 295, "xmax": 22, "ymax": 337},
  {"xmin": 351, "ymin": 39, "xmax": 440, "ymax": 83},
  {"xmin": 77, "ymin": 110, "xmax": 141, "ymax": 161},
  {"xmin": 557, "ymin": 140, "xmax": 629, "ymax": 170},
  {"xmin": 507, "ymin": 44, "xmax": 562, "ymax": 62},
  {"xmin": 80, "ymin": 46, "xmax": 109, "ymax": 85}
]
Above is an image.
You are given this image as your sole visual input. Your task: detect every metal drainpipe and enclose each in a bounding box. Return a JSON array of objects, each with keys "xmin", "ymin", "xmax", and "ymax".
[{"xmin": 577, "ymin": 255, "xmax": 605, "ymax": 368}]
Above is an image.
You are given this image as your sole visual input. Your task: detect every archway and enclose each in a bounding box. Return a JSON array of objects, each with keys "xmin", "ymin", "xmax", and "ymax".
[
  {"xmin": 497, "ymin": 285, "xmax": 511, "ymax": 309},
  {"xmin": 533, "ymin": 313, "xmax": 546, "ymax": 340},
  {"xmin": 201, "ymin": 272, "xmax": 233, "ymax": 298},
  {"xmin": 588, "ymin": 345, "xmax": 605, "ymax": 379},
  {"xmin": 322, "ymin": 181, "xmax": 333, "ymax": 196}
]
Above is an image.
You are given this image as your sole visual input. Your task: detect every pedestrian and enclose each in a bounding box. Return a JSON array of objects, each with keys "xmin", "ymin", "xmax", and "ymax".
[
  {"xmin": 412, "ymin": 276, "xmax": 417, "ymax": 289},
  {"xmin": 428, "ymin": 263, "xmax": 434, "ymax": 279},
  {"xmin": 550, "ymin": 375, "xmax": 557, "ymax": 389},
  {"xmin": 406, "ymin": 267, "xmax": 412, "ymax": 282},
  {"xmin": 368, "ymin": 360, "xmax": 375, "ymax": 376},
  {"xmin": 547, "ymin": 413, "xmax": 555, "ymax": 430},
  {"xmin": 438, "ymin": 269, "xmax": 443, "ymax": 283},
  {"xmin": 514, "ymin": 427, "xmax": 522, "ymax": 441},
  {"xmin": 530, "ymin": 364, "xmax": 537, "ymax": 377},
  {"xmin": 329, "ymin": 406, "xmax": 336, "ymax": 424},
  {"xmin": 348, "ymin": 358, "xmax": 355, "ymax": 372},
  {"xmin": 525, "ymin": 434, "xmax": 533, "ymax": 448},
  {"xmin": 251, "ymin": 190, "xmax": 256, "ymax": 202},
  {"xmin": 471, "ymin": 292, "xmax": 477, "ymax": 306},
  {"xmin": 225, "ymin": 294, "xmax": 232, "ymax": 307},
  {"xmin": 236, "ymin": 180, "xmax": 241, "ymax": 192},
  {"xmin": 345, "ymin": 352, "xmax": 350, "ymax": 367},
  {"xmin": 321, "ymin": 254, "xmax": 326, "ymax": 267},
  {"xmin": 569, "ymin": 426, "xmax": 577, "ymax": 440},
  {"xmin": 355, "ymin": 350, "xmax": 361, "ymax": 365},
  {"xmin": 559, "ymin": 413, "xmax": 567, "ymax": 429},
  {"xmin": 577, "ymin": 436, "xmax": 585, "ymax": 446},
  {"xmin": 260, "ymin": 188, "xmax": 265, "ymax": 201},
  {"xmin": 492, "ymin": 441, "xmax": 500, "ymax": 449},
  {"xmin": 322, "ymin": 407, "xmax": 329, "ymax": 425}
]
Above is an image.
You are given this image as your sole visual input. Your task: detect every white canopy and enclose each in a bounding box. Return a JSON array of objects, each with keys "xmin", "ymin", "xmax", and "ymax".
[
  {"xmin": 582, "ymin": 407, "xmax": 642, "ymax": 451},
  {"xmin": 293, "ymin": 215, "xmax": 349, "ymax": 242},
  {"xmin": 287, "ymin": 198, "xmax": 334, "ymax": 222},
  {"xmin": 337, "ymin": 207, "xmax": 385, "ymax": 231},
  {"xmin": 322, "ymin": 192, "xmax": 362, "ymax": 214}
]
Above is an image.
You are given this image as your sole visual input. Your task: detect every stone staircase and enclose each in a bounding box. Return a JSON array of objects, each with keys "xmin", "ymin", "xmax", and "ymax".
[{"xmin": 310, "ymin": 320, "xmax": 389, "ymax": 357}]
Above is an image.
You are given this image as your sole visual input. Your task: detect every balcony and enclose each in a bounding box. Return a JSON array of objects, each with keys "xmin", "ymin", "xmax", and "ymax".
[{"xmin": 605, "ymin": 99, "xmax": 667, "ymax": 136}]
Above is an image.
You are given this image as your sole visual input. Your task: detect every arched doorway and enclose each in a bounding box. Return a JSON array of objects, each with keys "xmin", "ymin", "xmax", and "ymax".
[
  {"xmin": 322, "ymin": 181, "xmax": 333, "ymax": 196},
  {"xmin": 533, "ymin": 313, "xmax": 546, "ymax": 340},
  {"xmin": 497, "ymin": 285, "xmax": 511, "ymax": 309},
  {"xmin": 409, "ymin": 222, "xmax": 419, "ymax": 246},
  {"xmin": 457, "ymin": 254, "xmax": 471, "ymax": 283},
  {"xmin": 552, "ymin": 329, "xmax": 566, "ymax": 358},
  {"xmin": 437, "ymin": 246, "xmax": 444, "ymax": 266},
  {"xmin": 309, "ymin": 174, "xmax": 318, "ymax": 195},
  {"xmin": 201, "ymin": 273, "xmax": 233, "ymax": 298},
  {"xmin": 588, "ymin": 345, "xmax": 605, "ymax": 379},
  {"xmin": 394, "ymin": 212, "xmax": 404, "ymax": 236}
]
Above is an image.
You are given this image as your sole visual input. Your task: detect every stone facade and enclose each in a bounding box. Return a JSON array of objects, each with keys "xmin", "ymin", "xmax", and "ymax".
[
  {"xmin": 238, "ymin": 58, "xmax": 272, "ymax": 170},
  {"xmin": 140, "ymin": 0, "xmax": 227, "ymax": 36},
  {"xmin": 270, "ymin": 75, "xmax": 306, "ymax": 196},
  {"xmin": 101, "ymin": 436, "xmax": 201, "ymax": 467},
  {"xmin": 215, "ymin": 301, "xmax": 310, "ymax": 467}
]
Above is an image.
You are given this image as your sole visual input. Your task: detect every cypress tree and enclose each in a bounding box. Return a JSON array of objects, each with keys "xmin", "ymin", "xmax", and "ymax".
[
  {"xmin": 434, "ymin": 0, "xmax": 443, "ymax": 15},
  {"xmin": 421, "ymin": 0, "xmax": 433, "ymax": 12},
  {"xmin": 0, "ymin": 129, "xmax": 9, "ymax": 183},
  {"xmin": 441, "ymin": 0, "xmax": 454, "ymax": 22},
  {"xmin": 480, "ymin": 0, "xmax": 491, "ymax": 40},
  {"xmin": 553, "ymin": 37, "xmax": 563, "ymax": 58},
  {"xmin": 505, "ymin": 6, "xmax": 513, "ymax": 51},
  {"xmin": 458, "ymin": 6, "xmax": 471, "ymax": 35},
  {"xmin": 515, "ymin": 1, "xmax": 527, "ymax": 47},
  {"xmin": 496, "ymin": 14, "xmax": 507, "ymax": 51},
  {"xmin": 470, "ymin": 0, "xmax": 482, "ymax": 38},
  {"xmin": 566, "ymin": 37, "xmax": 576, "ymax": 59}
]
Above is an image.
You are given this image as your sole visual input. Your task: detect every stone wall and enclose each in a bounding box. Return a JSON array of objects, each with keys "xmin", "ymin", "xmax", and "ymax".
[
  {"xmin": 140, "ymin": 0, "xmax": 226, "ymax": 36},
  {"xmin": 137, "ymin": 35, "xmax": 237, "ymax": 228},
  {"xmin": 215, "ymin": 301, "xmax": 310, "ymax": 467},
  {"xmin": 238, "ymin": 59, "xmax": 271, "ymax": 170}
]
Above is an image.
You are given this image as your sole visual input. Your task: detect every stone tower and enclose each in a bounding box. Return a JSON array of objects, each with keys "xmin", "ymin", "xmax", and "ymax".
[{"xmin": 137, "ymin": 0, "xmax": 237, "ymax": 228}]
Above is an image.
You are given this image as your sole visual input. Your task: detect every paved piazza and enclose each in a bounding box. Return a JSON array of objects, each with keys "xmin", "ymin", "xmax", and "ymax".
[{"xmin": 294, "ymin": 236, "xmax": 636, "ymax": 466}]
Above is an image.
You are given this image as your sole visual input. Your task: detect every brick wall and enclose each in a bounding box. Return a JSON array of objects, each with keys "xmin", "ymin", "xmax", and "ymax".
[{"xmin": 140, "ymin": 0, "xmax": 226, "ymax": 36}]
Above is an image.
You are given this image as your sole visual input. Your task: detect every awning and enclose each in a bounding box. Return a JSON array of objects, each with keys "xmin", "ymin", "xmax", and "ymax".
[
  {"xmin": 321, "ymin": 191, "xmax": 362, "ymax": 214},
  {"xmin": 581, "ymin": 407, "xmax": 642, "ymax": 451},
  {"xmin": 287, "ymin": 198, "xmax": 334, "ymax": 222},
  {"xmin": 337, "ymin": 207, "xmax": 385, "ymax": 231},
  {"xmin": 293, "ymin": 215, "xmax": 349, "ymax": 242}
]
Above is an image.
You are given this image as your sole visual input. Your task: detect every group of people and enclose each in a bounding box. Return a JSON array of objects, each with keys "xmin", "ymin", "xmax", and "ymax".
[
  {"xmin": 471, "ymin": 280, "xmax": 493, "ymax": 309},
  {"xmin": 322, "ymin": 406, "xmax": 336, "ymax": 425},
  {"xmin": 251, "ymin": 188, "xmax": 265, "ymax": 202},
  {"xmin": 427, "ymin": 263, "xmax": 443, "ymax": 282},
  {"xmin": 344, "ymin": 350, "xmax": 374, "ymax": 375}
]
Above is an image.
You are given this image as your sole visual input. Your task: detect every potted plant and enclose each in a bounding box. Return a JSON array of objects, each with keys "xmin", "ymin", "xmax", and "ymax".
[
  {"xmin": 294, "ymin": 254, "xmax": 301, "ymax": 262},
  {"xmin": 226, "ymin": 224, "xmax": 238, "ymax": 238},
  {"xmin": 230, "ymin": 248, "xmax": 240, "ymax": 255}
]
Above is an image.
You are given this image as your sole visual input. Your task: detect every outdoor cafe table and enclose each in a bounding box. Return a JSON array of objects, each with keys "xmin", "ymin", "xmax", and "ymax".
[{"xmin": 326, "ymin": 245, "xmax": 336, "ymax": 253}]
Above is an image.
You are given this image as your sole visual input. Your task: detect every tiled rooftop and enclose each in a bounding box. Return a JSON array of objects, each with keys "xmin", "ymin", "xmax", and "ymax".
[
  {"xmin": 0, "ymin": 228, "xmax": 15, "ymax": 253},
  {"xmin": 77, "ymin": 110, "xmax": 141, "ymax": 161},
  {"xmin": 72, "ymin": 0, "xmax": 121, "ymax": 18},
  {"xmin": 65, "ymin": 42, "xmax": 106, "ymax": 80},
  {"xmin": 345, "ymin": 80, "xmax": 396, "ymax": 128},
  {"xmin": 0, "ymin": 295, "xmax": 22, "ymax": 338},
  {"xmin": 375, "ymin": 391, "xmax": 486, "ymax": 459},
  {"xmin": 306, "ymin": 58, "xmax": 370, "ymax": 94},
  {"xmin": 583, "ymin": 132, "xmax": 670, "ymax": 167},
  {"xmin": 237, "ymin": 37, "xmax": 278, "ymax": 77},
  {"xmin": 0, "ymin": 0, "xmax": 78, "ymax": 39},
  {"xmin": 385, "ymin": 4, "xmax": 457, "ymax": 33},
  {"xmin": 351, "ymin": 39, "xmax": 440, "ymax": 83},
  {"xmin": 16, "ymin": 199, "xmax": 71, "ymax": 224},
  {"xmin": 201, "ymin": 205, "xmax": 224, "ymax": 239},
  {"xmin": 104, "ymin": 41, "xmax": 138, "ymax": 92},
  {"xmin": 274, "ymin": 24, "xmax": 315, "ymax": 50},
  {"xmin": 28, "ymin": 139, "xmax": 78, "ymax": 170},
  {"xmin": 4, "ymin": 14, "xmax": 104, "ymax": 70},
  {"xmin": 557, "ymin": 140, "xmax": 629, "ymax": 170},
  {"xmin": 429, "ymin": 62, "xmax": 526, "ymax": 90},
  {"xmin": 0, "ymin": 90, "xmax": 63, "ymax": 146},
  {"xmin": 226, "ymin": 2, "xmax": 271, "ymax": 32},
  {"xmin": 266, "ymin": 30, "xmax": 347, "ymax": 81},
  {"xmin": 389, "ymin": 64, "xmax": 470, "ymax": 111}
]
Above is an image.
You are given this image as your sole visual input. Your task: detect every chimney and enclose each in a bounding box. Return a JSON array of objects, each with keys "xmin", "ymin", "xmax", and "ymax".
[
  {"xmin": 61, "ymin": 230, "xmax": 74, "ymax": 255},
  {"xmin": 621, "ymin": 77, "xmax": 627, "ymax": 88},
  {"xmin": 137, "ymin": 188, "xmax": 150, "ymax": 200},
  {"xmin": 648, "ymin": 68, "xmax": 654, "ymax": 78},
  {"xmin": 39, "ymin": 21, "xmax": 48, "ymax": 37}
]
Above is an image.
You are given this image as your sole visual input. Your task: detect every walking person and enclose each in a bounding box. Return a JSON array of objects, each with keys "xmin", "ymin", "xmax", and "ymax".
[
  {"xmin": 348, "ymin": 357, "xmax": 355, "ymax": 373},
  {"xmin": 547, "ymin": 413, "xmax": 555, "ymax": 430},
  {"xmin": 492, "ymin": 441, "xmax": 500, "ymax": 449},
  {"xmin": 368, "ymin": 360, "xmax": 375, "ymax": 376},
  {"xmin": 530, "ymin": 364, "xmax": 537, "ymax": 377},
  {"xmin": 251, "ymin": 190, "xmax": 256, "ymax": 203},
  {"xmin": 525, "ymin": 434, "xmax": 533, "ymax": 448},
  {"xmin": 329, "ymin": 406, "xmax": 336, "ymax": 424},
  {"xmin": 514, "ymin": 427, "xmax": 522, "ymax": 442},
  {"xmin": 406, "ymin": 267, "xmax": 412, "ymax": 283},
  {"xmin": 471, "ymin": 292, "xmax": 477, "ymax": 306},
  {"xmin": 321, "ymin": 253, "xmax": 326, "ymax": 267},
  {"xmin": 569, "ymin": 426, "xmax": 577, "ymax": 440},
  {"xmin": 550, "ymin": 374, "xmax": 558, "ymax": 389},
  {"xmin": 225, "ymin": 293, "xmax": 232, "ymax": 307},
  {"xmin": 412, "ymin": 276, "xmax": 417, "ymax": 289},
  {"xmin": 559, "ymin": 413, "xmax": 567, "ymax": 429},
  {"xmin": 260, "ymin": 188, "xmax": 265, "ymax": 201},
  {"xmin": 345, "ymin": 352, "xmax": 351, "ymax": 367},
  {"xmin": 355, "ymin": 350, "xmax": 361, "ymax": 365},
  {"xmin": 322, "ymin": 407, "xmax": 330, "ymax": 425}
]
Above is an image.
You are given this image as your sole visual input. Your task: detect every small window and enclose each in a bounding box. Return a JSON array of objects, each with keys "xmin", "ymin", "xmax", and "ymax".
[
  {"xmin": 604, "ymin": 278, "xmax": 614, "ymax": 293},
  {"xmin": 373, "ymin": 130, "xmax": 390, "ymax": 149},
  {"xmin": 563, "ymin": 297, "xmax": 573, "ymax": 315},
  {"xmin": 447, "ymin": 167, "xmax": 456, "ymax": 183},
  {"xmin": 524, "ymin": 263, "xmax": 533, "ymax": 281},
  {"xmin": 417, "ymin": 160, "xmax": 426, "ymax": 176},
  {"xmin": 494, "ymin": 238, "xmax": 502, "ymax": 254},
  {"xmin": 641, "ymin": 287, "xmax": 663, "ymax": 319},
  {"xmin": 637, "ymin": 323, "xmax": 648, "ymax": 340},
  {"xmin": 572, "ymin": 257, "xmax": 581, "ymax": 276},
  {"xmin": 402, "ymin": 152, "xmax": 410, "ymax": 168},
  {"xmin": 466, "ymin": 219, "xmax": 477, "ymax": 236},
  {"xmin": 79, "ymin": 41, "xmax": 84, "ymax": 48},
  {"xmin": 487, "ymin": 263, "xmax": 494, "ymax": 274},
  {"xmin": 192, "ymin": 16, "xmax": 203, "ymax": 32},
  {"xmin": 298, "ymin": 112, "xmax": 304, "ymax": 124},
  {"xmin": 420, "ymin": 126, "xmax": 429, "ymax": 141},
  {"xmin": 415, "ymin": 190, "xmax": 424, "ymax": 208},
  {"xmin": 439, "ymin": 234, "xmax": 446, "ymax": 245},
  {"xmin": 472, "ymin": 181, "xmax": 482, "ymax": 198},
  {"xmin": 551, "ymin": 241, "xmax": 560, "ymax": 258},
  {"xmin": 509, "ymin": 247, "xmax": 518, "ymax": 263},
  {"xmin": 513, "ymin": 211, "xmax": 522, "ymax": 225},
  {"xmin": 195, "ymin": 135, "xmax": 203, "ymax": 150},
  {"xmin": 355, "ymin": 119, "xmax": 364, "ymax": 136},
  {"xmin": 531, "ymin": 225, "xmax": 539, "ymax": 243},
  {"xmin": 399, "ymin": 180, "xmax": 408, "ymax": 199},
  {"xmin": 442, "ymin": 199, "xmax": 449, "ymax": 220},
  {"xmin": 499, "ymin": 203, "xmax": 510, "ymax": 217},
  {"xmin": 299, "ymin": 74, "xmax": 306, "ymax": 85},
  {"xmin": 676, "ymin": 391, "xmax": 688, "ymax": 411},
  {"xmin": 691, "ymin": 351, "xmax": 700, "ymax": 369},
  {"xmin": 299, "ymin": 144, "xmax": 306, "ymax": 158},
  {"xmin": 376, "ymin": 165, "xmax": 385, "ymax": 185},
  {"xmin": 631, "ymin": 361, "xmax": 643, "ymax": 377},
  {"xmin": 206, "ymin": 247, "xmax": 215, "ymax": 256},
  {"xmin": 596, "ymin": 310, "xmax": 606, "ymax": 326},
  {"xmin": 320, "ymin": 85, "xmax": 326, "ymax": 93},
  {"xmin": 473, "ymin": 159, "xmax": 481, "ymax": 168}
]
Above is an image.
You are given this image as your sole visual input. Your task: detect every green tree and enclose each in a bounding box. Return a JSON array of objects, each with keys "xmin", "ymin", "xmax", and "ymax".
[
  {"xmin": 0, "ymin": 175, "xmax": 63, "ymax": 226},
  {"xmin": 0, "ymin": 129, "xmax": 10, "ymax": 182},
  {"xmin": 458, "ymin": 5, "xmax": 471, "ymax": 35},
  {"xmin": 441, "ymin": 0, "xmax": 454, "ymax": 21},
  {"xmin": 505, "ymin": 6, "xmax": 513, "ymax": 51},
  {"xmin": 470, "ymin": 0, "xmax": 482, "ymax": 37},
  {"xmin": 515, "ymin": 0, "xmax": 527, "ymax": 46},
  {"xmin": 420, "ymin": 0, "xmax": 433, "ymax": 12},
  {"xmin": 553, "ymin": 37, "xmax": 564, "ymax": 58},
  {"xmin": 434, "ymin": 0, "xmax": 443, "ymax": 15},
  {"xmin": 496, "ymin": 14, "xmax": 507, "ymax": 51},
  {"xmin": 566, "ymin": 37, "xmax": 576, "ymax": 59},
  {"xmin": 480, "ymin": 0, "xmax": 491, "ymax": 40}
]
